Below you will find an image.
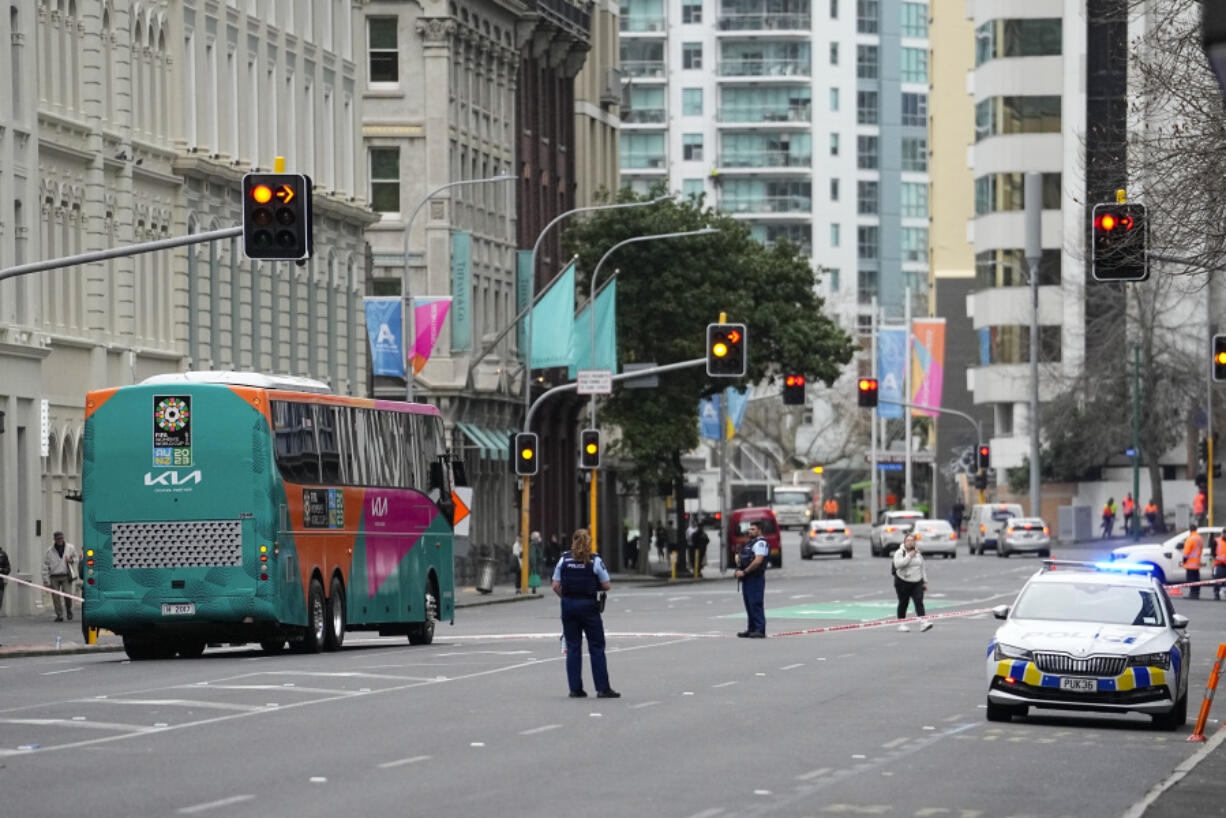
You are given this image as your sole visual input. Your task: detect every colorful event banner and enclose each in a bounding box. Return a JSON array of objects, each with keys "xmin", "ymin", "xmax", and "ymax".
[
  {"xmin": 568, "ymin": 279, "xmax": 618, "ymax": 379},
  {"xmin": 698, "ymin": 388, "xmax": 750, "ymax": 440},
  {"xmin": 450, "ymin": 231, "xmax": 472, "ymax": 352},
  {"xmin": 876, "ymin": 326, "xmax": 906, "ymax": 419},
  {"xmin": 410, "ymin": 297, "xmax": 453, "ymax": 376},
  {"xmin": 910, "ymin": 318, "xmax": 946, "ymax": 417},
  {"xmin": 530, "ymin": 261, "xmax": 576, "ymax": 369},
  {"xmin": 516, "ymin": 250, "xmax": 533, "ymax": 361},
  {"xmin": 363, "ymin": 296, "xmax": 405, "ymax": 378}
]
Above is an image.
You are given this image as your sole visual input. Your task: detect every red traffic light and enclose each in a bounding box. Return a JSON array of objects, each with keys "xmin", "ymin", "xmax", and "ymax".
[
  {"xmin": 978, "ymin": 445, "xmax": 989, "ymax": 457},
  {"xmin": 1094, "ymin": 212, "xmax": 1134, "ymax": 233},
  {"xmin": 785, "ymin": 374, "xmax": 805, "ymax": 387},
  {"xmin": 857, "ymin": 378, "xmax": 878, "ymax": 408}
]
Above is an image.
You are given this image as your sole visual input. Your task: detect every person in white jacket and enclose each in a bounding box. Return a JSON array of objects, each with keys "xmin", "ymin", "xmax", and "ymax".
[{"xmin": 892, "ymin": 533, "xmax": 932, "ymax": 632}]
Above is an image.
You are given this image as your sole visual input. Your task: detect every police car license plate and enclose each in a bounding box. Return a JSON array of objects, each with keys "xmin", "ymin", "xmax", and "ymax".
[
  {"xmin": 161, "ymin": 603, "xmax": 195, "ymax": 616},
  {"xmin": 1059, "ymin": 677, "xmax": 1095, "ymax": 692}
]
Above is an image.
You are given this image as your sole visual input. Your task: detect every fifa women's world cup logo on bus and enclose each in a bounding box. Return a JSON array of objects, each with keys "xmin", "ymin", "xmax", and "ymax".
[{"xmin": 153, "ymin": 395, "xmax": 193, "ymax": 467}]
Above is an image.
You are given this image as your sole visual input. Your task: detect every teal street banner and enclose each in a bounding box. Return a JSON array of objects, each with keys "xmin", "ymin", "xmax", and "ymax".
[
  {"xmin": 568, "ymin": 278, "xmax": 617, "ymax": 379},
  {"xmin": 363, "ymin": 296, "xmax": 405, "ymax": 378},
  {"xmin": 450, "ymin": 231, "xmax": 472, "ymax": 352},
  {"xmin": 530, "ymin": 261, "xmax": 575, "ymax": 370},
  {"xmin": 698, "ymin": 387, "xmax": 749, "ymax": 440},
  {"xmin": 516, "ymin": 250, "xmax": 532, "ymax": 362}
]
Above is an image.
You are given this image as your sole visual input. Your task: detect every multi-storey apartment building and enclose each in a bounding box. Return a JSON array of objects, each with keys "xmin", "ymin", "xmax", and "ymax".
[{"xmin": 0, "ymin": 0, "xmax": 372, "ymax": 614}]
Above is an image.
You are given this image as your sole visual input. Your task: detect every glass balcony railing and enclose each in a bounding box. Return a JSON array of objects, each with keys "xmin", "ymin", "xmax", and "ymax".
[
  {"xmin": 620, "ymin": 14, "xmax": 666, "ymax": 32},
  {"xmin": 622, "ymin": 108, "xmax": 667, "ymax": 124},
  {"xmin": 720, "ymin": 195, "xmax": 812, "ymax": 213},
  {"xmin": 621, "ymin": 60, "xmax": 667, "ymax": 78},
  {"xmin": 718, "ymin": 104, "xmax": 811, "ymax": 123},
  {"xmin": 719, "ymin": 151, "xmax": 812, "ymax": 169},
  {"xmin": 621, "ymin": 153, "xmax": 668, "ymax": 169},
  {"xmin": 716, "ymin": 12, "xmax": 810, "ymax": 31},
  {"xmin": 718, "ymin": 58, "xmax": 811, "ymax": 78}
]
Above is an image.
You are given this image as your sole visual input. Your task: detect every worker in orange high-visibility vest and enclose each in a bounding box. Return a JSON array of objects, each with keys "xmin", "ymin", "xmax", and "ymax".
[
  {"xmin": 1183, "ymin": 526, "xmax": 1205, "ymax": 600},
  {"xmin": 1122, "ymin": 493, "xmax": 1136, "ymax": 535},
  {"xmin": 1144, "ymin": 500, "xmax": 1159, "ymax": 535},
  {"xmin": 1213, "ymin": 531, "xmax": 1226, "ymax": 601},
  {"xmin": 823, "ymin": 497, "xmax": 838, "ymax": 519},
  {"xmin": 1193, "ymin": 489, "xmax": 1208, "ymax": 527}
]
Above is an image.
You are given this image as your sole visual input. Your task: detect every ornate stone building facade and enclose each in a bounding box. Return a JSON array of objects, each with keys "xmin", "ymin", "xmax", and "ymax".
[{"xmin": 0, "ymin": 0, "xmax": 374, "ymax": 614}]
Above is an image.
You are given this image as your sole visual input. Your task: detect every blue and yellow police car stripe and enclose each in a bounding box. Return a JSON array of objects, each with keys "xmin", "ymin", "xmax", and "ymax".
[{"xmin": 993, "ymin": 660, "xmax": 1166, "ymax": 690}]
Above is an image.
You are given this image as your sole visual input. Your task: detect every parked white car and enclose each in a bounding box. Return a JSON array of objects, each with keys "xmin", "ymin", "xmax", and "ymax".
[
  {"xmin": 1110, "ymin": 527, "xmax": 1221, "ymax": 584},
  {"xmin": 911, "ymin": 519, "xmax": 958, "ymax": 558},
  {"xmin": 802, "ymin": 519, "xmax": 853, "ymax": 559}
]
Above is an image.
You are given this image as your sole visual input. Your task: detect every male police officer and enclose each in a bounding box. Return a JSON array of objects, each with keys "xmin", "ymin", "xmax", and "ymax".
[
  {"xmin": 735, "ymin": 522, "xmax": 769, "ymax": 638},
  {"xmin": 552, "ymin": 529, "xmax": 620, "ymax": 698}
]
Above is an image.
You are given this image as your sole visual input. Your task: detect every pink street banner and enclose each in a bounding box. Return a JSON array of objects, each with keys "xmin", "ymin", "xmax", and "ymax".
[
  {"xmin": 910, "ymin": 317, "xmax": 946, "ymax": 417},
  {"xmin": 410, "ymin": 296, "xmax": 453, "ymax": 375}
]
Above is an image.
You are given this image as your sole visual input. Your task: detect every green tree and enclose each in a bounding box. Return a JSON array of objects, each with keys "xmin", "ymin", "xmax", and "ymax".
[{"xmin": 564, "ymin": 190, "xmax": 855, "ymax": 568}]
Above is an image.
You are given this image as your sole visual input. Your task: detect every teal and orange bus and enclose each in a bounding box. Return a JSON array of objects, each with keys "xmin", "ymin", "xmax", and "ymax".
[{"xmin": 82, "ymin": 371, "xmax": 462, "ymax": 661}]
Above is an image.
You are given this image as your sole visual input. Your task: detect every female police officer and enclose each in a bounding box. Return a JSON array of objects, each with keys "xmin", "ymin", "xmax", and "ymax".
[{"xmin": 552, "ymin": 528, "xmax": 620, "ymax": 698}]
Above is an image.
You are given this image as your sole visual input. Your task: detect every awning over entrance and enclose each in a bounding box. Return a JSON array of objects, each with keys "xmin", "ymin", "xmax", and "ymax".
[{"xmin": 456, "ymin": 422, "xmax": 513, "ymax": 460}]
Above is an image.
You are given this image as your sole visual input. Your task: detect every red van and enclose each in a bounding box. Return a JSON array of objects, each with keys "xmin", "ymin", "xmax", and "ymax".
[{"xmin": 727, "ymin": 506, "xmax": 783, "ymax": 568}]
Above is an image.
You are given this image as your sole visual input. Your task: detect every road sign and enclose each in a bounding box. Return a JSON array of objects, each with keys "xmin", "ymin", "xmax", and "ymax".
[
  {"xmin": 577, "ymin": 369, "xmax": 613, "ymax": 395},
  {"xmin": 877, "ymin": 463, "xmax": 903, "ymax": 471}
]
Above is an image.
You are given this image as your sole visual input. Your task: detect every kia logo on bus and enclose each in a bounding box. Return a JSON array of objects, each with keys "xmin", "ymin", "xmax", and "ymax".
[
  {"xmin": 143, "ymin": 469, "xmax": 203, "ymax": 486},
  {"xmin": 371, "ymin": 497, "xmax": 389, "ymax": 517}
]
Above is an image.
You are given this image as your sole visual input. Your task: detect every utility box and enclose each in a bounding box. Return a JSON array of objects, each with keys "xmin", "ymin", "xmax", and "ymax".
[
  {"xmin": 1174, "ymin": 504, "xmax": 1191, "ymax": 531},
  {"xmin": 1058, "ymin": 505, "xmax": 1092, "ymax": 543}
]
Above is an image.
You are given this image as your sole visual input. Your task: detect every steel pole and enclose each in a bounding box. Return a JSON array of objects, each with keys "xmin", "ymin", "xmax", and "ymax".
[{"xmin": 1024, "ymin": 173, "xmax": 1043, "ymax": 519}]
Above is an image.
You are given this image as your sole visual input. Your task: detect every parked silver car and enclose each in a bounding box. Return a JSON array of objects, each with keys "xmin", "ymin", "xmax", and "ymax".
[
  {"xmin": 911, "ymin": 519, "xmax": 958, "ymax": 558},
  {"xmin": 802, "ymin": 519, "xmax": 853, "ymax": 559},
  {"xmin": 998, "ymin": 517, "xmax": 1051, "ymax": 558}
]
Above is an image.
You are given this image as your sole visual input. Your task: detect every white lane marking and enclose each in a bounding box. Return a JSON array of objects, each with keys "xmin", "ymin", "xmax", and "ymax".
[
  {"xmin": 795, "ymin": 767, "xmax": 831, "ymax": 781},
  {"xmin": 436, "ymin": 650, "xmax": 532, "ymax": 657},
  {"xmin": 309, "ymin": 777, "xmax": 326, "ymax": 783},
  {"xmin": 780, "ymin": 663, "xmax": 804, "ymax": 671},
  {"xmin": 685, "ymin": 809, "xmax": 725, "ymax": 818},
  {"xmin": 256, "ymin": 670, "xmax": 422, "ymax": 680},
  {"xmin": 471, "ymin": 742, "xmax": 485, "ymax": 747},
  {"xmin": 87, "ymin": 699, "xmax": 265, "ymax": 712},
  {"xmin": 378, "ymin": 755, "xmax": 431, "ymax": 769},
  {"xmin": 519, "ymin": 724, "xmax": 561, "ymax": 736},
  {"xmin": 712, "ymin": 681, "xmax": 738, "ymax": 689},
  {"xmin": 0, "ymin": 718, "xmax": 160, "ymax": 732},
  {"xmin": 41, "ymin": 667, "xmax": 84, "ymax": 676},
  {"xmin": 630, "ymin": 701, "xmax": 660, "ymax": 710},
  {"xmin": 788, "ymin": 594, "xmax": 815, "ymax": 599},
  {"xmin": 186, "ymin": 684, "xmax": 363, "ymax": 696},
  {"xmin": 178, "ymin": 795, "xmax": 255, "ymax": 814},
  {"xmin": 852, "ymin": 754, "xmax": 867, "ymax": 759},
  {"xmin": 753, "ymin": 789, "xmax": 772, "ymax": 796},
  {"xmin": 882, "ymin": 737, "xmax": 909, "ymax": 749}
]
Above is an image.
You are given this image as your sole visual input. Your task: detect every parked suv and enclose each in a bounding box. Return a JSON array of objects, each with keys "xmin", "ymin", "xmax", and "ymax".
[{"xmin": 967, "ymin": 503, "xmax": 1025, "ymax": 555}]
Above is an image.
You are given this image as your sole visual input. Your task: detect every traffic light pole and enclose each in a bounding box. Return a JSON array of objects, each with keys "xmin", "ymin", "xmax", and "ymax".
[{"xmin": 0, "ymin": 226, "xmax": 243, "ymax": 282}]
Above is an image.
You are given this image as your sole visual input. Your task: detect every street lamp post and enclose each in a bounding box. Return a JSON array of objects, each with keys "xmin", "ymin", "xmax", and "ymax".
[{"xmin": 401, "ymin": 174, "xmax": 515, "ymax": 402}]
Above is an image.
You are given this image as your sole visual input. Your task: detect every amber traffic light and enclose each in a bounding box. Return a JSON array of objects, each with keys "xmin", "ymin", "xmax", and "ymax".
[
  {"xmin": 706, "ymin": 323, "xmax": 747, "ymax": 377},
  {"xmin": 857, "ymin": 378, "xmax": 878, "ymax": 408},
  {"xmin": 242, "ymin": 173, "xmax": 313, "ymax": 261}
]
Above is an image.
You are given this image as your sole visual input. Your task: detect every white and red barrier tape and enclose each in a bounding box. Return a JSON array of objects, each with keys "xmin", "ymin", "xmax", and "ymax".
[{"xmin": 0, "ymin": 572, "xmax": 83, "ymax": 603}]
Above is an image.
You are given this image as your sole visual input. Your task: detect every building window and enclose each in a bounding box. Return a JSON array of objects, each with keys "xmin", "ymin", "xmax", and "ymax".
[
  {"xmin": 682, "ymin": 178, "xmax": 704, "ymax": 199},
  {"xmin": 857, "ymin": 135, "xmax": 878, "ymax": 169},
  {"xmin": 901, "ymin": 137, "xmax": 928, "ymax": 171},
  {"xmin": 830, "ymin": 178, "xmax": 840, "ymax": 201},
  {"xmin": 856, "ymin": 44, "xmax": 878, "ymax": 79},
  {"xmin": 826, "ymin": 268, "xmax": 840, "ymax": 291},
  {"xmin": 857, "ymin": 181, "xmax": 878, "ymax": 215},
  {"xmin": 682, "ymin": 87, "xmax": 703, "ymax": 116},
  {"xmin": 830, "ymin": 0, "xmax": 838, "ymax": 18},
  {"xmin": 901, "ymin": 47, "xmax": 928, "ymax": 84},
  {"xmin": 830, "ymin": 42, "xmax": 839, "ymax": 65},
  {"xmin": 901, "ymin": 227, "xmax": 928, "ymax": 262},
  {"xmin": 830, "ymin": 132, "xmax": 840, "ymax": 156},
  {"xmin": 829, "ymin": 87, "xmax": 839, "ymax": 111},
  {"xmin": 979, "ymin": 325, "xmax": 1062, "ymax": 365},
  {"xmin": 974, "ymin": 95, "xmax": 1061, "ymax": 142},
  {"xmin": 901, "ymin": 92, "xmax": 927, "ymax": 127},
  {"xmin": 857, "ymin": 0, "xmax": 878, "ymax": 33},
  {"xmin": 974, "ymin": 172, "xmax": 1061, "ymax": 215},
  {"xmin": 901, "ymin": 2, "xmax": 928, "ymax": 38},
  {"xmin": 830, "ymin": 223, "xmax": 841, "ymax": 247},
  {"xmin": 857, "ymin": 269, "xmax": 878, "ymax": 303},
  {"xmin": 682, "ymin": 0, "xmax": 702, "ymax": 23},
  {"xmin": 367, "ymin": 17, "xmax": 398, "ymax": 85},
  {"xmin": 856, "ymin": 90, "xmax": 878, "ymax": 125},
  {"xmin": 369, "ymin": 147, "xmax": 400, "ymax": 213},
  {"xmin": 901, "ymin": 182, "xmax": 928, "ymax": 218},
  {"xmin": 683, "ymin": 42, "xmax": 703, "ymax": 70},
  {"xmin": 976, "ymin": 248, "xmax": 1062, "ymax": 287},
  {"xmin": 975, "ymin": 18, "xmax": 1062, "ymax": 66},
  {"xmin": 857, "ymin": 225, "xmax": 879, "ymax": 259},
  {"xmin": 683, "ymin": 133, "xmax": 704, "ymax": 161}
]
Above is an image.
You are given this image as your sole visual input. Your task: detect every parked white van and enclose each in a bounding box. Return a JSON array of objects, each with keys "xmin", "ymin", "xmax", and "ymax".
[{"xmin": 967, "ymin": 503, "xmax": 1025, "ymax": 555}]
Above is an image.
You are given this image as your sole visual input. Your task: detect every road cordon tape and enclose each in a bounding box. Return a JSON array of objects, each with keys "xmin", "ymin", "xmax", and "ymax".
[{"xmin": 770, "ymin": 606, "xmax": 998, "ymax": 638}]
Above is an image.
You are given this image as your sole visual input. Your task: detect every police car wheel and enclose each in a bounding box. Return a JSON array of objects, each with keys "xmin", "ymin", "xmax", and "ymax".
[
  {"xmin": 986, "ymin": 699, "xmax": 1022, "ymax": 722},
  {"xmin": 1152, "ymin": 694, "xmax": 1188, "ymax": 731}
]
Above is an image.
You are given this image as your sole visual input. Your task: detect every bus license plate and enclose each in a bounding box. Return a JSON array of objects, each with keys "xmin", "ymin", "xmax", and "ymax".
[
  {"xmin": 1059, "ymin": 677, "xmax": 1095, "ymax": 692},
  {"xmin": 161, "ymin": 603, "xmax": 195, "ymax": 616}
]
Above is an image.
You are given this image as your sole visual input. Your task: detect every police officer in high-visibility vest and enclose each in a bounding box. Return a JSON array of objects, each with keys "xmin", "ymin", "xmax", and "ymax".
[
  {"xmin": 735, "ymin": 522, "xmax": 769, "ymax": 638},
  {"xmin": 1182, "ymin": 525, "xmax": 1204, "ymax": 600},
  {"xmin": 552, "ymin": 529, "xmax": 620, "ymax": 699},
  {"xmin": 1213, "ymin": 531, "xmax": 1226, "ymax": 601}
]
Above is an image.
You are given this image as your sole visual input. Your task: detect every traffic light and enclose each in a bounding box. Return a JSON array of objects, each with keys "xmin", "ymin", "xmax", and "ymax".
[
  {"xmin": 579, "ymin": 429, "xmax": 601, "ymax": 469},
  {"xmin": 857, "ymin": 378, "xmax": 878, "ymax": 408},
  {"xmin": 1215, "ymin": 335, "xmax": 1226, "ymax": 382},
  {"xmin": 782, "ymin": 374, "xmax": 806, "ymax": 405},
  {"xmin": 514, "ymin": 432, "xmax": 539, "ymax": 476},
  {"xmin": 974, "ymin": 471, "xmax": 988, "ymax": 490},
  {"xmin": 242, "ymin": 173, "xmax": 313, "ymax": 261},
  {"xmin": 1199, "ymin": 437, "xmax": 1209, "ymax": 464},
  {"xmin": 977, "ymin": 445, "xmax": 991, "ymax": 470},
  {"xmin": 1091, "ymin": 202, "xmax": 1147, "ymax": 282},
  {"xmin": 706, "ymin": 322, "xmax": 747, "ymax": 377}
]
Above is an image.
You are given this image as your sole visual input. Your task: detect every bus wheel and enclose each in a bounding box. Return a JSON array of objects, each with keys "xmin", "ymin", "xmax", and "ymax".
[
  {"xmin": 324, "ymin": 576, "xmax": 346, "ymax": 652},
  {"xmin": 177, "ymin": 640, "xmax": 206, "ymax": 659},
  {"xmin": 293, "ymin": 578, "xmax": 326, "ymax": 653},
  {"xmin": 260, "ymin": 639, "xmax": 286, "ymax": 654},
  {"xmin": 408, "ymin": 589, "xmax": 437, "ymax": 646},
  {"xmin": 123, "ymin": 635, "xmax": 160, "ymax": 661}
]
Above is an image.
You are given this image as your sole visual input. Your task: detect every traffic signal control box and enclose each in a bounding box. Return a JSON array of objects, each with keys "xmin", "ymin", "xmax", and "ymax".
[
  {"xmin": 857, "ymin": 378, "xmax": 878, "ymax": 408},
  {"xmin": 782, "ymin": 374, "xmax": 806, "ymax": 405},
  {"xmin": 706, "ymin": 323, "xmax": 747, "ymax": 377},
  {"xmin": 242, "ymin": 173, "xmax": 313, "ymax": 261},
  {"xmin": 580, "ymin": 429, "xmax": 601, "ymax": 470},
  {"xmin": 513, "ymin": 432, "xmax": 539, "ymax": 477},
  {"xmin": 1091, "ymin": 202, "xmax": 1147, "ymax": 282}
]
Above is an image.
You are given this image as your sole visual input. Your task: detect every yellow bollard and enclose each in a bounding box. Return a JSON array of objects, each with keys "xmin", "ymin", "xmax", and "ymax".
[
  {"xmin": 86, "ymin": 627, "xmax": 98, "ymax": 645},
  {"xmin": 670, "ymin": 550, "xmax": 677, "ymax": 580}
]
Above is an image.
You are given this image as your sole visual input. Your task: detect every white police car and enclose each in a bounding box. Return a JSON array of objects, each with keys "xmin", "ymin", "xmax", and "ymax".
[{"xmin": 986, "ymin": 560, "xmax": 1190, "ymax": 729}]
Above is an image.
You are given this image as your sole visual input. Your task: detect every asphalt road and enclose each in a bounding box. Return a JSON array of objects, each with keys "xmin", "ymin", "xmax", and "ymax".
[{"xmin": 2, "ymin": 532, "xmax": 1224, "ymax": 818}]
